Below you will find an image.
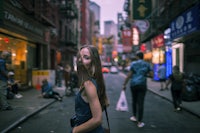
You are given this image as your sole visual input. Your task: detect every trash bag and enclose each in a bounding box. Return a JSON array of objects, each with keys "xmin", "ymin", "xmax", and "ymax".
[
  {"xmin": 182, "ymin": 85, "xmax": 199, "ymax": 102},
  {"xmin": 116, "ymin": 90, "xmax": 128, "ymax": 111}
]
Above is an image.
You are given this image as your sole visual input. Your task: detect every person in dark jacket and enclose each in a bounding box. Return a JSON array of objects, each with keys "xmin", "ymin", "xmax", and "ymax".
[
  {"xmin": 166, "ymin": 66, "xmax": 185, "ymax": 111},
  {"xmin": 0, "ymin": 51, "xmax": 13, "ymax": 110}
]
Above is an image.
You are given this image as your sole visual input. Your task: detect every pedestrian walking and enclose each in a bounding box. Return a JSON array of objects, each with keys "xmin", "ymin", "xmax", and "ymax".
[
  {"xmin": 122, "ymin": 51, "xmax": 153, "ymax": 128},
  {"xmin": 64, "ymin": 64, "xmax": 71, "ymax": 88},
  {"xmin": 166, "ymin": 66, "xmax": 185, "ymax": 111},
  {"xmin": 70, "ymin": 45, "xmax": 109, "ymax": 133},
  {"xmin": 158, "ymin": 63, "xmax": 167, "ymax": 91},
  {"xmin": 56, "ymin": 63, "xmax": 63, "ymax": 87},
  {"xmin": 0, "ymin": 51, "xmax": 13, "ymax": 111},
  {"xmin": 70, "ymin": 67, "xmax": 78, "ymax": 88}
]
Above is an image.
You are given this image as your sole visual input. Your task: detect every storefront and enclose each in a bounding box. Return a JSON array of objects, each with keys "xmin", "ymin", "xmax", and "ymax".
[
  {"xmin": 170, "ymin": 3, "xmax": 200, "ymax": 75},
  {"xmin": 0, "ymin": 33, "xmax": 37, "ymax": 84},
  {"xmin": 171, "ymin": 43, "xmax": 184, "ymax": 72},
  {"xmin": 151, "ymin": 34, "xmax": 166, "ymax": 80},
  {"xmin": 0, "ymin": 1, "xmax": 48, "ymax": 86},
  {"xmin": 141, "ymin": 41, "xmax": 152, "ymax": 63}
]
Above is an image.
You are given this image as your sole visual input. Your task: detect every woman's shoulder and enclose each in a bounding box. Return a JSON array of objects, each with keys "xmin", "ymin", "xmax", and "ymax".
[
  {"xmin": 83, "ymin": 79, "xmax": 96, "ymax": 87},
  {"xmin": 83, "ymin": 80, "xmax": 93, "ymax": 86},
  {"xmin": 83, "ymin": 79, "xmax": 98, "ymax": 91},
  {"xmin": 81, "ymin": 80, "xmax": 98, "ymax": 98}
]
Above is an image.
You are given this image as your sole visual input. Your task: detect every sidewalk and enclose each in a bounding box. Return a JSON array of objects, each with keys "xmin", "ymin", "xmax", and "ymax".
[
  {"xmin": 147, "ymin": 78, "xmax": 200, "ymax": 118},
  {"xmin": 0, "ymin": 86, "xmax": 66, "ymax": 133}
]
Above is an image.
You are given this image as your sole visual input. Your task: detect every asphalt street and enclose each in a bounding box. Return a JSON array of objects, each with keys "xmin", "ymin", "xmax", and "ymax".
[{"xmin": 6, "ymin": 73, "xmax": 200, "ymax": 133}]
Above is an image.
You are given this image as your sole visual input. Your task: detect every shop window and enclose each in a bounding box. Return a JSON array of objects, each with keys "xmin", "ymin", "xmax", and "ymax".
[{"xmin": 0, "ymin": 34, "xmax": 27, "ymax": 83}]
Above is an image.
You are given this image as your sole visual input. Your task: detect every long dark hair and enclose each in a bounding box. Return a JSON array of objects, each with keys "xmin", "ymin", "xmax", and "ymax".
[{"xmin": 76, "ymin": 45, "xmax": 109, "ymax": 109}]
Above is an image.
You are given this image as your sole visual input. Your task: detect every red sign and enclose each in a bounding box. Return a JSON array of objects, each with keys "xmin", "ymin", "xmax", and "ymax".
[
  {"xmin": 140, "ymin": 43, "xmax": 146, "ymax": 52},
  {"xmin": 122, "ymin": 29, "xmax": 132, "ymax": 45},
  {"xmin": 151, "ymin": 34, "xmax": 164, "ymax": 48},
  {"xmin": 122, "ymin": 30, "xmax": 132, "ymax": 53}
]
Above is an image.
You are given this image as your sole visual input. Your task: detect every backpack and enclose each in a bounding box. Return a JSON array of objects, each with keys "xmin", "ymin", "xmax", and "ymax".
[{"xmin": 171, "ymin": 73, "xmax": 184, "ymax": 91}]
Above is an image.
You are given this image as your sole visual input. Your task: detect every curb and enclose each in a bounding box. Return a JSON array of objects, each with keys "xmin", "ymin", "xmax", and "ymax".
[
  {"xmin": 148, "ymin": 89, "xmax": 200, "ymax": 119},
  {"xmin": 1, "ymin": 100, "xmax": 56, "ymax": 133}
]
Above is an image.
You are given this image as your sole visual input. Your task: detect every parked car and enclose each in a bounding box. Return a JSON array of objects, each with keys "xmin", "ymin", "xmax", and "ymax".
[
  {"xmin": 110, "ymin": 66, "xmax": 118, "ymax": 73},
  {"xmin": 102, "ymin": 67, "xmax": 110, "ymax": 73}
]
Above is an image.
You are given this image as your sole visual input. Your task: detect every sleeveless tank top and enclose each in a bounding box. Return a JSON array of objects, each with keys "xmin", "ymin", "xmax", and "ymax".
[{"xmin": 74, "ymin": 78, "xmax": 104, "ymax": 133}]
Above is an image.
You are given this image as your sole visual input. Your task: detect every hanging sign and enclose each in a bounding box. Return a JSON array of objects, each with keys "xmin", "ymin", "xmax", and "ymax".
[
  {"xmin": 133, "ymin": 20, "xmax": 149, "ymax": 34},
  {"xmin": 132, "ymin": 0, "xmax": 152, "ymax": 19},
  {"xmin": 151, "ymin": 34, "xmax": 164, "ymax": 48}
]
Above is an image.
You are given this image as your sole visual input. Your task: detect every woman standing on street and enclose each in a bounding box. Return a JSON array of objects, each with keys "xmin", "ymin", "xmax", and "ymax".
[{"xmin": 70, "ymin": 45, "xmax": 109, "ymax": 133}]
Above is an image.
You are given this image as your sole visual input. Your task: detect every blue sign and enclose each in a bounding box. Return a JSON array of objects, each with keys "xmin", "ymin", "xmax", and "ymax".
[
  {"xmin": 170, "ymin": 3, "xmax": 200, "ymax": 40},
  {"xmin": 165, "ymin": 48, "xmax": 172, "ymax": 78}
]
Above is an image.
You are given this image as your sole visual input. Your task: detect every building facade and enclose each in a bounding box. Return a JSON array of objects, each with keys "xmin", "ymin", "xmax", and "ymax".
[
  {"xmin": 123, "ymin": 0, "xmax": 200, "ymax": 78},
  {"xmin": 0, "ymin": 0, "xmax": 53, "ymax": 86},
  {"xmin": 0, "ymin": 0, "xmax": 80, "ymax": 87},
  {"xmin": 59, "ymin": 0, "xmax": 80, "ymax": 69}
]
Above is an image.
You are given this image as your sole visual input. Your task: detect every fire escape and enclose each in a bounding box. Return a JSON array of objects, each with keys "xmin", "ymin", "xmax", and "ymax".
[{"xmin": 59, "ymin": 0, "xmax": 78, "ymax": 50}]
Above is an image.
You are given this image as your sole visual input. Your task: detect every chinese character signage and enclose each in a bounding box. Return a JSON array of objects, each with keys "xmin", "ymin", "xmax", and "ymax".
[
  {"xmin": 132, "ymin": 27, "xmax": 139, "ymax": 45},
  {"xmin": 132, "ymin": 0, "xmax": 152, "ymax": 19},
  {"xmin": 122, "ymin": 29, "xmax": 132, "ymax": 53},
  {"xmin": 170, "ymin": 3, "xmax": 200, "ymax": 40},
  {"xmin": 122, "ymin": 29, "xmax": 132, "ymax": 45}
]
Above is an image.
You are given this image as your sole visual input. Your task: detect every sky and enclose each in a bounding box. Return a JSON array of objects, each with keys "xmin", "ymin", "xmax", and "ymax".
[{"xmin": 90, "ymin": 0, "xmax": 125, "ymax": 34}]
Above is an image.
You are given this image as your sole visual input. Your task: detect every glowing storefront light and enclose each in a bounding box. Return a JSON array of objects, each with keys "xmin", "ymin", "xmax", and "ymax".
[
  {"xmin": 132, "ymin": 27, "xmax": 139, "ymax": 45},
  {"xmin": 152, "ymin": 49, "xmax": 165, "ymax": 64}
]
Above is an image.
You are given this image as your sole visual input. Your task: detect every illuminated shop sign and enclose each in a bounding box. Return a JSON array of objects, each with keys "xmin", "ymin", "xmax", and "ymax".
[
  {"xmin": 152, "ymin": 49, "xmax": 165, "ymax": 64},
  {"xmin": 170, "ymin": 3, "xmax": 200, "ymax": 40},
  {"xmin": 132, "ymin": 27, "xmax": 139, "ymax": 45},
  {"xmin": 122, "ymin": 29, "xmax": 132, "ymax": 53},
  {"xmin": 151, "ymin": 34, "xmax": 164, "ymax": 48},
  {"xmin": 140, "ymin": 43, "xmax": 146, "ymax": 52}
]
